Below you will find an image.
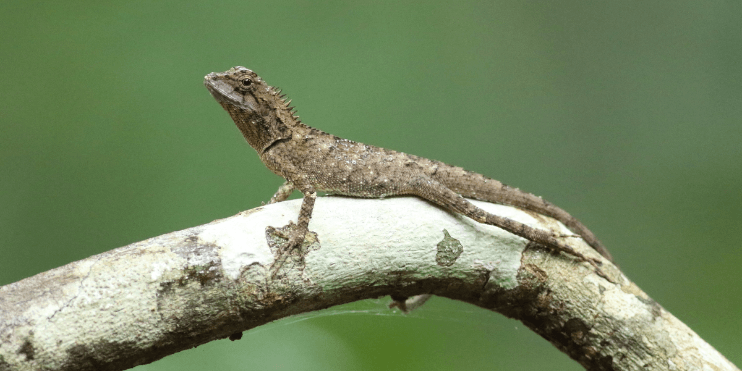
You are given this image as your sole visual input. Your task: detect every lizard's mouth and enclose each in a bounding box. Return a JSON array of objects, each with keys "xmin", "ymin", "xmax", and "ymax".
[
  {"xmin": 204, "ymin": 73, "xmax": 258, "ymax": 112},
  {"xmin": 203, "ymin": 72, "xmax": 229, "ymax": 99}
]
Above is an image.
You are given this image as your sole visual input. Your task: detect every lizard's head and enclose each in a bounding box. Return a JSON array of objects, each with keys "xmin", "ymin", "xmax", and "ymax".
[
  {"xmin": 204, "ymin": 66, "xmax": 296, "ymax": 153},
  {"xmin": 204, "ymin": 66, "xmax": 274, "ymax": 112}
]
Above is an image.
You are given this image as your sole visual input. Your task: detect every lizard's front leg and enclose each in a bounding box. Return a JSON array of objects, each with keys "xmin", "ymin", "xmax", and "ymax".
[
  {"xmin": 269, "ymin": 181, "xmax": 295, "ymax": 204},
  {"xmin": 287, "ymin": 188, "xmax": 316, "ymax": 248},
  {"xmin": 268, "ymin": 187, "xmax": 316, "ymax": 277},
  {"xmin": 406, "ymin": 176, "xmax": 610, "ymax": 280}
]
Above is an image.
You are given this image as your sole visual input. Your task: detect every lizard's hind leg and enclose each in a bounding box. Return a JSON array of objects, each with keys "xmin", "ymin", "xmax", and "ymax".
[
  {"xmin": 407, "ymin": 176, "xmax": 604, "ymax": 271},
  {"xmin": 429, "ymin": 163, "xmax": 613, "ymax": 262}
]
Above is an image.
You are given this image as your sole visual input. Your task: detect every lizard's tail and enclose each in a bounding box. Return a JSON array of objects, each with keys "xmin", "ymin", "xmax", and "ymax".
[{"xmin": 428, "ymin": 160, "xmax": 614, "ymax": 262}]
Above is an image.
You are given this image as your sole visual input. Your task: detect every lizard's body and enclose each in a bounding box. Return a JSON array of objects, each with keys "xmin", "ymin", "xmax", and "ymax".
[{"xmin": 204, "ymin": 66, "xmax": 613, "ymax": 276}]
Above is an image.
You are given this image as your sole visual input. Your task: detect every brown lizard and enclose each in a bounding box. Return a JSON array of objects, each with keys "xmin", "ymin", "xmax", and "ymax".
[{"xmin": 204, "ymin": 66, "xmax": 613, "ymax": 278}]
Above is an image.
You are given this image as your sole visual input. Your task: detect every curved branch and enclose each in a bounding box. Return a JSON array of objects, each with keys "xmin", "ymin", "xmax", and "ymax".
[{"xmin": 0, "ymin": 197, "xmax": 737, "ymax": 371}]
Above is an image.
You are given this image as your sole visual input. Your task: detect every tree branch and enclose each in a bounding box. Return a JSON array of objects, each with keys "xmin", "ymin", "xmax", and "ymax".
[{"xmin": 0, "ymin": 197, "xmax": 737, "ymax": 371}]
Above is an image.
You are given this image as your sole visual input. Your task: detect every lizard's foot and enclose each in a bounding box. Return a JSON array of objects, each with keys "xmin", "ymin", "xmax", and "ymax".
[
  {"xmin": 566, "ymin": 252, "xmax": 615, "ymax": 283},
  {"xmin": 546, "ymin": 235, "xmax": 614, "ymax": 279},
  {"xmin": 267, "ymin": 223, "xmax": 302, "ymax": 278},
  {"xmin": 265, "ymin": 222, "xmax": 318, "ymax": 279},
  {"xmin": 530, "ymin": 241, "xmax": 615, "ymax": 283},
  {"xmin": 554, "ymin": 232, "xmax": 581, "ymax": 239},
  {"xmin": 267, "ymin": 222, "xmax": 303, "ymax": 252}
]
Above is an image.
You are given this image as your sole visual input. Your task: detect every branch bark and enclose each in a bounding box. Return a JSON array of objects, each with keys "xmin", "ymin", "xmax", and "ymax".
[{"xmin": 0, "ymin": 197, "xmax": 737, "ymax": 371}]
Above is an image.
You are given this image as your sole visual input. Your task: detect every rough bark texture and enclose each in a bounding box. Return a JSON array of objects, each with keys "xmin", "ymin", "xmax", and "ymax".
[{"xmin": 0, "ymin": 197, "xmax": 737, "ymax": 371}]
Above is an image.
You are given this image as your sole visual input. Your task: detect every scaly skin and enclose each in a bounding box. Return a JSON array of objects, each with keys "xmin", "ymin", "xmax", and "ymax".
[{"xmin": 204, "ymin": 66, "xmax": 613, "ymax": 278}]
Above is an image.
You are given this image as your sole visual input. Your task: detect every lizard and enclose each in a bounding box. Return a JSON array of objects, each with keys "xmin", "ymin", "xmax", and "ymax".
[{"xmin": 204, "ymin": 66, "xmax": 614, "ymax": 278}]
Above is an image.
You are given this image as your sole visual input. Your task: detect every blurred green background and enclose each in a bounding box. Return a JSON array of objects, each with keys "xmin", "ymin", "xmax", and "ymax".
[{"xmin": 1, "ymin": 1, "xmax": 740, "ymax": 369}]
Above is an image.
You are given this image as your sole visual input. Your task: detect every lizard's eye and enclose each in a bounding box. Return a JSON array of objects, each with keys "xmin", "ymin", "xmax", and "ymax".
[{"xmin": 240, "ymin": 78, "xmax": 252, "ymax": 87}]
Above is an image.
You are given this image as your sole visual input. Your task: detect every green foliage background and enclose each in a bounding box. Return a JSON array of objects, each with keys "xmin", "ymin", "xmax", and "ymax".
[{"xmin": 1, "ymin": 1, "xmax": 740, "ymax": 369}]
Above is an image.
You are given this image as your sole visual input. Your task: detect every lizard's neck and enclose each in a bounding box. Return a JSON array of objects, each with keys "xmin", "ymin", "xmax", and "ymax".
[{"xmin": 223, "ymin": 96, "xmax": 303, "ymax": 154}]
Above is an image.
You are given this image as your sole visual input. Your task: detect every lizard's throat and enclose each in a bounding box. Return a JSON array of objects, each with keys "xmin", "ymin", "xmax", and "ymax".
[{"xmin": 226, "ymin": 106, "xmax": 292, "ymax": 153}]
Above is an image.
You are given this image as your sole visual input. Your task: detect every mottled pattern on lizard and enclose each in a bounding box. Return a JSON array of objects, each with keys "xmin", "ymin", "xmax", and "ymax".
[{"xmin": 204, "ymin": 66, "xmax": 614, "ymax": 277}]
